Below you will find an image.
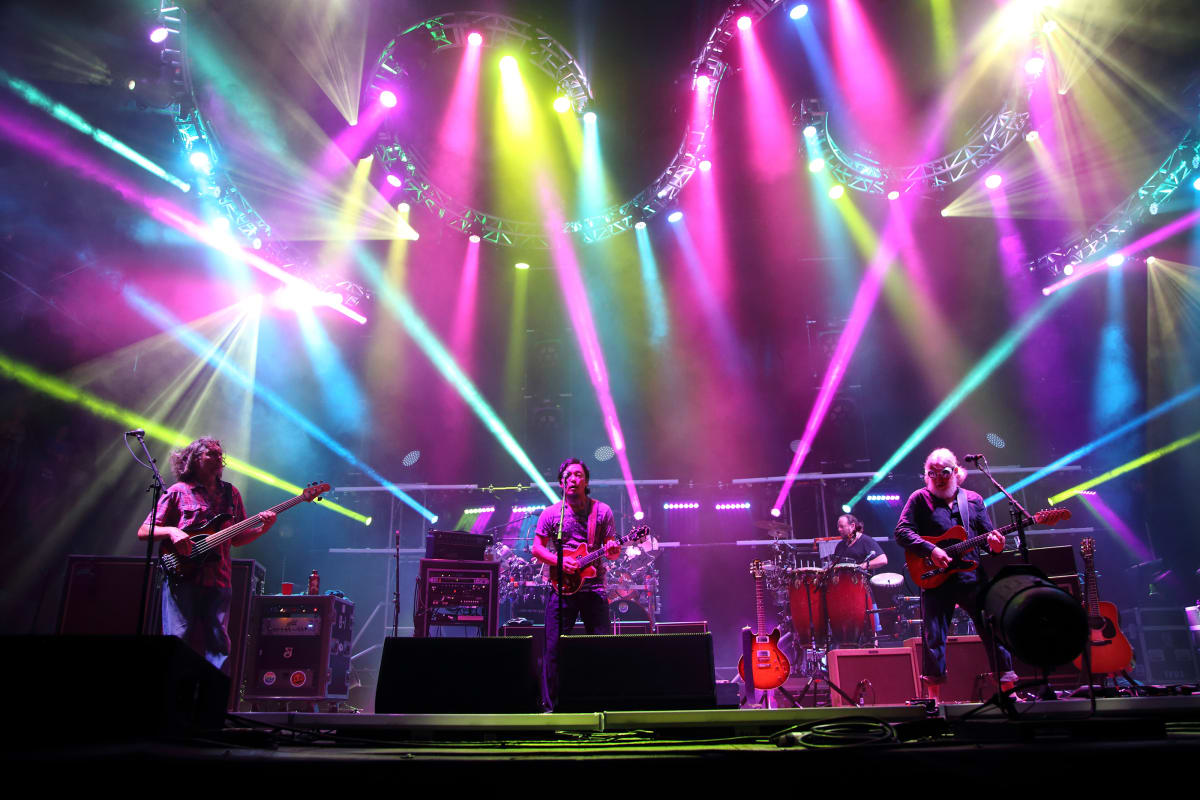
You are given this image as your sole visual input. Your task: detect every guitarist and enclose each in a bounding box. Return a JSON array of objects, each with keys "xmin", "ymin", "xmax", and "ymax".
[
  {"xmin": 530, "ymin": 457, "xmax": 621, "ymax": 709},
  {"xmin": 894, "ymin": 448, "xmax": 1017, "ymax": 702},
  {"xmin": 136, "ymin": 437, "xmax": 275, "ymax": 673}
]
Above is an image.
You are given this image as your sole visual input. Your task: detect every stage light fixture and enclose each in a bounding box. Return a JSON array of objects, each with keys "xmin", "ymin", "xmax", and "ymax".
[
  {"xmin": 397, "ymin": 201, "xmax": 410, "ymax": 213},
  {"xmin": 828, "ymin": 184, "xmax": 845, "ymax": 199},
  {"xmin": 981, "ymin": 566, "xmax": 1087, "ymax": 669},
  {"xmin": 985, "ymin": 173, "xmax": 1003, "ymax": 190},
  {"xmin": 634, "ymin": 511, "xmax": 645, "ymax": 521},
  {"xmin": 803, "ymin": 125, "xmax": 817, "ymax": 139},
  {"xmin": 553, "ymin": 96, "xmax": 571, "ymax": 113},
  {"xmin": 499, "ymin": 55, "xmax": 517, "ymax": 71},
  {"xmin": 887, "ymin": 190, "xmax": 900, "ymax": 200},
  {"xmin": 634, "ymin": 220, "xmax": 646, "ymax": 230},
  {"xmin": 695, "ymin": 75, "xmax": 711, "ymax": 91},
  {"xmin": 386, "ymin": 174, "xmax": 402, "ymax": 187},
  {"xmin": 515, "ymin": 261, "xmax": 530, "ymax": 270},
  {"xmin": 1041, "ymin": 20, "xmax": 1058, "ymax": 34},
  {"xmin": 667, "ymin": 210, "xmax": 683, "ymax": 223},
  {"xmin": 841, "ymin": 504, "xmax": 852, "ymax": 513},
  {"xmin": 149, "ymin": 27, "xmax": 169, "ymax": 44},
  {"xmin": 379, "ymin": 90, "xmax": 398, "ymax": 108},
  {"xmin": 1193, "ymin": 176, "xmax": 1200, "ymax": 190},
  {"xmin": 188, "ymin": 151, "xmax": 212, "ymax": 174},
  {"xmin": 737, "ymin": 15, "xmax": 752, "ymax": 31},
  {"xmin": 1063, "ymin": 264, "xmax": 1074, "ymax": 276},
  {"xmin": 1025, "ymin": 56, "xmax": 1045, "ymax": 77},
  {"xmin": 469, "ymin": 234, "xmax": 481, "ymax": 243},
  {"xmin": 1146, "ymin": 256, "xmax": 1158, "ymax": 266},
  {"xmin": 1025, "ymin": 129, "xmax": 1040, "ymax": 143},
  {"xmin": 467, "ymin": 31, "xmax": 483, "ymax": 46},
  {"xmin": 1106, "ymin": 253, "xmax": 1125, "ymax": 267},
  {"xmin": 402, "ymin": 449, "xmax": 421, "ymax": 467},
  {"xmin": 250, "ymin": 237, "xmax": 263, "ymax": 250},
  {"xmin": 789, "ymin": 4, "xmax": 809, "ymax": 20},
  {"xmin": 127, "ymin": 79, "xmax": 136, "ymax": 91},
  {"xmin": 808, "ymin": 157, "xmax": 825, "ymax": 172},
  {"xmin": 583, "ymin": 111, "xmax": 596, "ymax": 124},
  {"xmin": 698, "ymin": 159, "xmax": 712, "ymax": 172},
  {"xmin": 770, "ymin": 508, "xmax": 782, "ymax": 518},
  {"xmin": 986, "ymin": 432, "xmax": 1006, "ymax": 449}
]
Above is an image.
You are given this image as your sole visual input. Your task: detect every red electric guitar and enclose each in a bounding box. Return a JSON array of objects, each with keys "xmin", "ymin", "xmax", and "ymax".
[
  {"xmin": 159, "ymin": 481, "xmax": 330, "ymax": 580},
  {"xmin": 1072, "ymin": 538, "xmax": 1134, "ymax": 676},
  {"xmin": 546, "ymin": 525, "xmax": 650, "ymax": 595},
  {"xmin": 905, "ymin": 508, "xmax": 1072, "ymax": 590},
  {"xmin": 737, "ymin": 560, "xmax": 791, "ymax": 691}
]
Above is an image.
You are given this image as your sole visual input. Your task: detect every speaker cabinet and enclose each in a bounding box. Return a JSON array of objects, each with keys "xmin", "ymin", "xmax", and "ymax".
[
  {"xmin": 4, "ymin": 635, "xmax": 228, "ymax": 742},
  {"xmin": 556, "ymin": 633, "xmax": 717, "ymax": 712},
  {"xmin": 375, "ymin": 636, "xmax": 541, "ymax": 714},
  {"xmin": 827, "ymin": 647, "xmax": 920, "ymax": 706}
]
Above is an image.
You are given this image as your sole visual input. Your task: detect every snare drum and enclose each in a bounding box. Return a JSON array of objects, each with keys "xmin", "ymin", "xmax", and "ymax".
[
  {"xmin": 788, "ymin": 567, "xmax": 827, "ymax": 647},
  {"xmin": 825, "ymin": 564, "xmax": 871, "ymax": 645}
]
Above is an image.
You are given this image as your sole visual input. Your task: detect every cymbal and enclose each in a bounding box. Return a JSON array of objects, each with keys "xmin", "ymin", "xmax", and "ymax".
[{"xmin": 754, "ymin": 519, "xmax": 792, "ymax": 536}]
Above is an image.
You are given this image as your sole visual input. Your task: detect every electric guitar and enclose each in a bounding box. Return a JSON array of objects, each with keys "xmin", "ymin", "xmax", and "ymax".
[
  {"xmin": 904, "ymin": 508, "xmax": 1072, "ymax": 590},
  {"xmin": 159, "ymin": 481, "xmax": 330, "ymax": 580},
  {"xmin": 1072, "ymin": 538, "xmax": 1134, "ymax": 676},
  {"xmin": 546, "ymin": 525, "xmax": 650, "ymax": 595},
  {"xmin": 737, "ymin": 560, "xmax": 791, "ymax": 690}
]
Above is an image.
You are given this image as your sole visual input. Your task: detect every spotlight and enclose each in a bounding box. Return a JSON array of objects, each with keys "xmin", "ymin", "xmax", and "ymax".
[
  {"xmin": 469, "ymin": 234, "xmax": 481, "ymax": 243},
  {"xmin": 1025, "ymin": 129, "xmax": 1040, "ymax": 143},
  {"xmin": 467, "ymin": 31, "xmax": 483, "ymax": 46},
  {"xmin": 634, "ymin": 220, "xmax": 647, "ymax": 230},
  {"xmin": 698, "ymin": 159, "xmax": 712, "ymax": 172},
  {"xmin": 431, "ymin": 516, "xmax": 438, "ymax": 524},
  {"xmin": 149, "ymin": 27, "xmax": 169, "ymax": 44},
  {"xmin": 737, "ymin": 15, "xmax": 752, "ymax": 31},
  {"xmin": 514, "ymin": 262, "xmax": 530, "ymax": 270},
  {"xmin": 940, "ymin": 207, "xmax": 950, "ymax": 217},
  {"xmin": 770, "ymin": 508, "xmax": 782, "ymax": 518},
  {"xmin": 188, "ymin": 151, "xmax": 212, "ymax": 174},
  {"xmin": 803, "ymin": 125, "xmax": 817, "ymax": 139},
  {"xmin": 211, "ymin": 216, "xmax": 230, "ymax": 233},
  {"xmin": 499, "ymin": 55, "xmax": 517, "ymax": 71},
  {"xmin": 397, "ymin": 201, "xmax": 410, "ymax": 213},
  {"xmin": 841, "ymin": 504, "xmax": 852, "ymax": 513},
  {"xmin": 789, "ymin": 4, "xmax": 810, "ymax": 20},
  {"xmin": 634, "ymin": 511, "xmax": 645, "ymax": 521},
  {"xmin": 379, "ymin": 90, "xmax": 398, "ymax": 108},
  {"xmin": 553, "ymin": 96, "xmax": 571, "ymax": 113},
  {"xmin": 1024, "ymin": 56, "xmax": 1045, "ymax": 76},
  {"xmin": 828, "ymin": 184, "xmax": 845, "ymax": 199},
  {"xmin": 808, "ymin": 157, "xmax": 825, "ymax": 172},
  {"xmin": 127, "ymin": 79, "xmax": 136, "ymax": 91},
  {"xmin": 981, "ymin": 566, "xmax": 1087, "ymax": 669},
  {"xmin": 984, "ymin": 173, "xmax": 1002, "ymax": 190},
  {"xmin": 1146, "ymin": 256, "xmax": 1158, "ymax": 266},
  {"xmin": 667, "ymin": 211, "xmax": 683, "ymax": 223},
  {"xmin": 1063, "ymin": 264, "xmax": 1074, "ymax": 276},
  {"xmin": 695, "ymin": 75, "xmax": 711, "ymax": 91},
  {"xmin": 385, "ymin": 174, "xmax": 402, "ymax": 188},
  {"xmin": 583, "ymin": 111, "xmax": 596, "ymax": 124},
  {"xmin": 1106, "ymin": 253, "xmax": 1125, "ymax": 267},
  {"xmin": 1193, "ymin": 176, "xmax": 1200, "ymax": 190},
  {"xmin": 887, "ymin": 190, "xmax": 900, "ymax": 200},
  {"xmin": 1041, "ymin": 19, "xmax": 1058, "ymax": 34}
]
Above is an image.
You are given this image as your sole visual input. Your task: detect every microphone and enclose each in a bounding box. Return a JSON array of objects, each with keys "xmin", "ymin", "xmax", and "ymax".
[
  {"xmin": 963, "ymin": 453, "xmax": 983, "ymax": 462},
  {"xmin": 124, "ymin": 429, "xmax": 145, "ymax": 437}
]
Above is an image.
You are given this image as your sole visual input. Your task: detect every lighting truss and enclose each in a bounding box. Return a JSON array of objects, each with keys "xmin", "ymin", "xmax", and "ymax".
[
  {"xmin": 794, "ymin": 98, "xmax": 1030, "ymax": 196},
  {"xmin": 155, "ymin": 3, "xmax": 369, "ymax": 307},
  {"xmin": 370, "ymin": 2, "xmax": 784, "ymax": 247},
  {"xmin": 1028, "ymin": 128, "xmax": 1200, "ymax": 276}
]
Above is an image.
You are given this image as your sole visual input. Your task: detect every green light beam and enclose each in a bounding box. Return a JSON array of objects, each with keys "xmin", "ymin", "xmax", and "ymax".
[{"xmin": 1048, "ymin": 429, "xmax": 1200, "ymax": 505}]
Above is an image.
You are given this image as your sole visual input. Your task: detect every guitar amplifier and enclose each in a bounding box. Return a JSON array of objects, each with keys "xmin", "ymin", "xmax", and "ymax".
[
  {"xmin": 828, "ymin": 647, "xmax": 920, "ymax": 706},
  {"xmin": 243, "ymin": 595, "xmax": 354, "ymax": 700},
  {"xmin": 424, "ymin": 530, "xmax": 491, "ymax": 560},
  {"xmin": 415, "ymin": 558, "xmax": 500, "ymax": 637},
  {"xmin": 903, "ymin": 635, "xmax": 1082, "ymax": 700}
]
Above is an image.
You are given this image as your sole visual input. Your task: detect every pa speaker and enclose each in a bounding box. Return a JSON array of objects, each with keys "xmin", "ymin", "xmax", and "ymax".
[
  {"xmin": 375, "ymin": 636, "xmax": 541, "ymax": 714},
  {"xmin": 4, "ymin": 635, "xmax": 228, "ymax": 742},
  {"xmin": 556, "ymin": 633, "xmax": 717, "ymax": 712}
]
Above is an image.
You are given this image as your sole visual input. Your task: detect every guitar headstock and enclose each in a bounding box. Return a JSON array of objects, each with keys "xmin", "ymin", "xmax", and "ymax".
[
  {"xmin": 1080, "ymin": 537, "xmax": 1095, "ymax": 559},
  {"xmin": 1033, "ymin": 507, "xmax": 1071, "ymax": 526},
  {"xmin": 302, "ymin": 482, "xmax": 331, "ymax": 502},
  {"xmin": 627, "ymin": 525, "xmax": 650, "ymax": 542},
  {"xmin": 749, "ymin": 559, "xmax": 765, "ymax": 578}
]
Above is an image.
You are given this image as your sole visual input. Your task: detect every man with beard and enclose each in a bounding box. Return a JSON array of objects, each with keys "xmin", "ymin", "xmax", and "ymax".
[
  {"xmin": 137, "ymin": 437, "xmax": 275, "ymax": 672},
  {"xmin": 894, "ymin": 448, "xmax": 1018, "ymax": 701}
]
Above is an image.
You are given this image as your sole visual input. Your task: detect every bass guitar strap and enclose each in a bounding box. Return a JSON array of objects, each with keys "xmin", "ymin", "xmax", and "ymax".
[{"xmin": 586, "ymin": 498, "xmax": 598, "ymax": 548}]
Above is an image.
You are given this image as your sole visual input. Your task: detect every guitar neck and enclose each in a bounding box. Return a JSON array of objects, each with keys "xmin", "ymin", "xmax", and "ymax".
[
  {"xmin": 576, "ymin": 528, "xmax": 640, "ymax": 569},
  {"xmin": 200, "ymin": 493, "xmax": 305, "ymax": 550},
  {"xmin": 755, "ymin": 573, "xmax": 767, "ymax": 636},
  {"xmin": 1083, "ymin": 555, "xmax": 1101, "ymax": 617},
  {"xmin": 943, "ymin": 518, "xmax": 1027, "ymax": 556}
]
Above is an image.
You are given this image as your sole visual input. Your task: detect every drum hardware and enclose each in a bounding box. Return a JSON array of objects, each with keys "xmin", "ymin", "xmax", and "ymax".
[{"xmin": 754, "ymin": 519, "xmax": 793, "ymax": 538}]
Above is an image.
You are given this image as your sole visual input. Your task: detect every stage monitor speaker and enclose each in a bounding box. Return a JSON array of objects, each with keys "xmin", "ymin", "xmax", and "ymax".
[
  {"xmin": 828, "ymin": 647, "xmax": 919, "ymax": 706},
  {"xmin": 375, "ymin": 636, "xmax": 541, "ymax": 714},
  {"xmin": 556, "ymin": 633, "xmax": 717, "ymax": 712},
  {"xmin": 4, "ymin": 635, "xmax": 228, "ymax": 742}
]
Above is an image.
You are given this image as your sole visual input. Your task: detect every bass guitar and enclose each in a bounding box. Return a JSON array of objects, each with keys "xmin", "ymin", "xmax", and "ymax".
[
  {"xmin": 904, "ymin": 507, "xmax": 1072, "ymax": 590},
  {"xmin": 737, "ymin": 560, "xmax": 791, "ymax": 691},
  {"xmin": 160, "ymin": 481, "xmax": 330, "ymax": 580},
  {"xmin": 1072, "ymin": 538, "xmax": 1134, "ymax": 676},
  {"xmin": 546, "ymin": 525, "xmax": 650, "ymax": 595}
]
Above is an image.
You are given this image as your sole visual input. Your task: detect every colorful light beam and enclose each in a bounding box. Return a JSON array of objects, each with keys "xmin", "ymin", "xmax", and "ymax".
[{"xmin": 1049, "ymin": 429, "xmax": 1200, "ymax": 505}]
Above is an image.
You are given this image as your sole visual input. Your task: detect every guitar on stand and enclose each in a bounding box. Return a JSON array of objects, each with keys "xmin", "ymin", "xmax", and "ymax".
[
  {"xmin": 1073, "ymin": 538, "xmax": 1134, "ymax": 679},
  {"xmin": 739, "ymin": 560, "xmax": 791, "ymax": 701}
]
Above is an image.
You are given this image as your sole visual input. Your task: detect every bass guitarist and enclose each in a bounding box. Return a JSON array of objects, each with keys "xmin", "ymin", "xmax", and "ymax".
[
  {"xmin": 894, "ymin": 447, "xmax": 1018, "ymax": 702},
  {"xmin": 531, "ymin": 457, "xmax": 621, "ymax": 709},
  {"xmin": 136, "ymin": 437, "xmax": 275, "ymax": 673}
]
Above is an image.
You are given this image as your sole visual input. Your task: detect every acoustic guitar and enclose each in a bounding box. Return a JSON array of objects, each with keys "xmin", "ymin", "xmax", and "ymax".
[
  {"xmin": 904, "ymin": 508, "xmax": 1072, "ymax": 590},
  {"xmin": 1072, "ymin": 538, "xmax": 1134, "ymax": 676},
  {"xmin": 737, "ymin": 560, "xmax": 791, "ymax": 690}
]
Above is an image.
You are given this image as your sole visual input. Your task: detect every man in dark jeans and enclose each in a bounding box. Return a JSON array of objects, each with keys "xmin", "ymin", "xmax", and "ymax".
[
  {"xmin": 530, "ymin": 457, "xmax": 620, "ymax": 710},
  {"xmin": 895, "ymin": 447, "xmax": 1018, "ymax": 702}
]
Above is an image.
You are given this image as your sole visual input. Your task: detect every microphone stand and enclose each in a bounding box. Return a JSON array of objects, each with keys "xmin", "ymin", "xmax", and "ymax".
[
  {"xmin": 969, "ymin": 454, "xmax": 1035, "ymax": 564},
  {"xmin": 393, "ymin": 527, "xmax": 402, "ymax": 637},
  {"xmin": 129, "ymin": 432, "xmax": 166, "ymax": 637}
]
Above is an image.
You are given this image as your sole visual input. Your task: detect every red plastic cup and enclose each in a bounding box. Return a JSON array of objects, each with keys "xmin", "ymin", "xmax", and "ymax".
[{"xmin": 281, "ymin": 581, "xmax": 294, "ymax": 595}]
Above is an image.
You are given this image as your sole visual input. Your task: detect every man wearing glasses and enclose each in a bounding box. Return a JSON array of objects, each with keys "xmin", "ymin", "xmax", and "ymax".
[{"xmin": 894, "ymin": 448, "xmax": 1018, "ymax": 702}]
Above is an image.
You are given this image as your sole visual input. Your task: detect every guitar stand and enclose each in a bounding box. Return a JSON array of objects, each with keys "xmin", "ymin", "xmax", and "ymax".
[{"xmin": 793, "ymin": 642, "xmax": 857, "ymax": 707}]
